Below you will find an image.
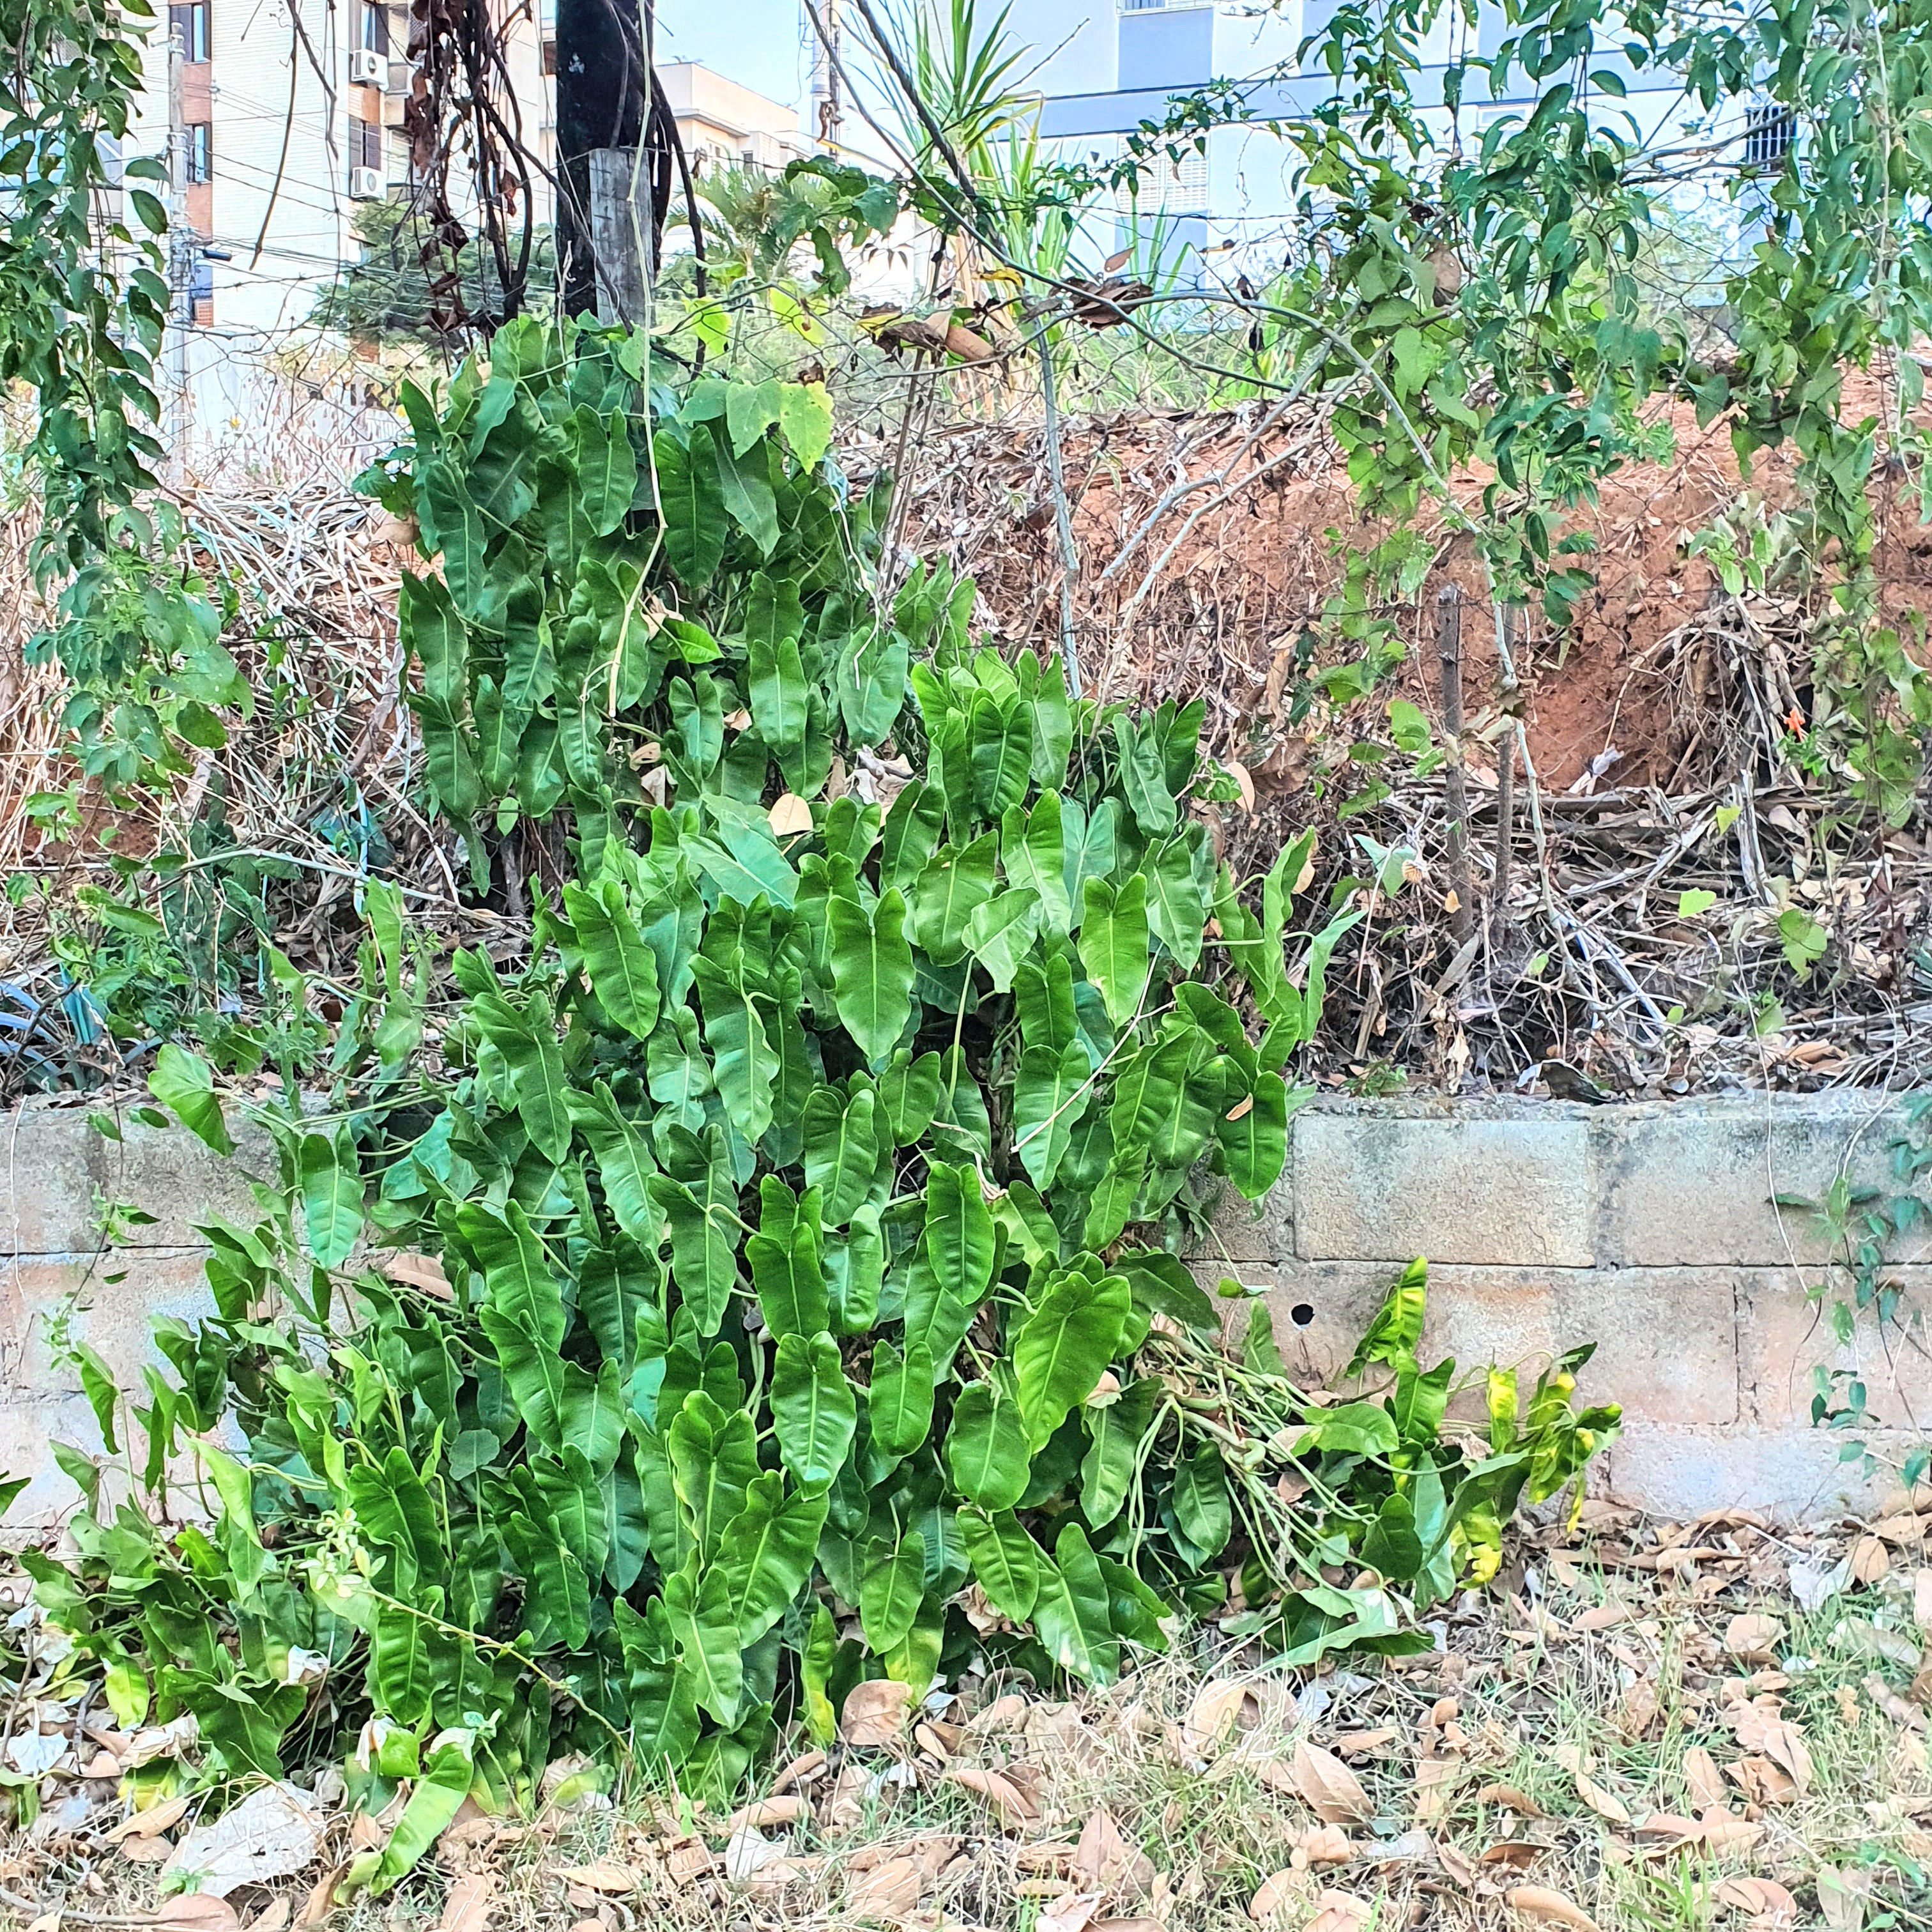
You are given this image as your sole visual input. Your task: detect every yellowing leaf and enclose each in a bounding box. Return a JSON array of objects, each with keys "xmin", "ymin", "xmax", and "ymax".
[
  {"xmin": 1508, "ymin": 1885, "xmax": 1600, "ymax": 1931},
  {"xmin": 1290, "ymin": 1740, "xmax": 1374, "ymax": 1823}
]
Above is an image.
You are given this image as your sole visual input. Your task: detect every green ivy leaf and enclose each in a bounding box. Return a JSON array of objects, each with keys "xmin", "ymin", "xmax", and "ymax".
[
  {"xmin": 658, "ymin": 424, "xmax": 727, "ymax": 586},
  {"xmin": 1012, "ymin": 1041, "xmax": 1089, "ymax": 1190},
  {"xmin": 715, "ymin": 1471, "xmax": 827, "ymax": 1644},
  {"xmin": 1013, "ymin": 1263, "xmax": 1130, "ymax": 1450},
  {"xmin": 298, "ymin": 1130, "xmax": 364, "ymax": 1269},
  {"xmin": 827, "ymin": 885, "xmax": 915, "ymax": 1065},
  {"xmin": 148, "ymin": 1043, "xmax": 233, "ymax": 1155},
  {"xmin": 564, "ymin": 880, "xmax": 662, "ymax": 1040},
  {"xmin": 859, "ymin": 1530, "xmax": 925, "ymax": 1653},
  {"xmin": 866, "ymin": 1337, "xmax": 935, "ymax": 1459},
  {"xmin": 944, "ymin": 1370, "xmax": 1029, "ymax": 1510},
  {"xmin": 956, "ymin": 1505, "xmax": 1039, "ymax": 1621},
  {"xmin": 1078, "ymin": 875, "xmax": 1151, "ymax": 1027},
  {"xmin": 663, "ymin": 1558, "xmax": 744, "ymax": 1724},
  {"xmin": 1032, "ymin": 1522, "xmax": 1119, "ymax": 1684}
]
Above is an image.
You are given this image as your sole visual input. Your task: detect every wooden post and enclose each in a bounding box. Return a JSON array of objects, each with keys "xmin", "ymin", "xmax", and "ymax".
[
  {"xmin": 1437, "ymin": 584, "xmax": 1473, "ymax": 946},
  {"xmin": 588, "ymin": 148, "xmax": 653, "ymax": 326}
]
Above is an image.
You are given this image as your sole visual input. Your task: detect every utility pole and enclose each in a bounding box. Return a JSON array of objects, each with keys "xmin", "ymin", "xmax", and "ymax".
[
  {"xmin": 554, "ymin": 0, "xmax": 652, "ymax": 317},
  {"xmin": 808, "ymin": 0, "xmax": 843, "ymax": 153}
]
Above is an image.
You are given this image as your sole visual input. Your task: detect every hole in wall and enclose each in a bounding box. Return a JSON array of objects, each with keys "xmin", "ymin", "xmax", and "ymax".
[{"xmin": 1289, "ymin": 1302, "xmax": 1316, "ymax": 1328}]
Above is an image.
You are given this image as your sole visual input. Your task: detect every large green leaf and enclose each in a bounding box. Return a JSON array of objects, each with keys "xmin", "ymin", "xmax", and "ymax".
[
  {"xmin": 1077, "ymin": 875, "xmax": 1151, "ymax": 1027},
  {"xmin": 658, "ymin": 424, "xmax": 727, "ymax": 586},
  {"xmin": 1080, "ymin": 1379, "xmax": 1158, "ymax": 1528},
  {"xmin": 1013, "ymin": 1264, "xmax": 1131, "ymax": 1450},
  {"xmin": 878, "ymin": 1048, "xmax": 942, "ymax": 1145},
  {"xmin": 298, "ymin": 1130, "xmax": 363, "ymax": 1268},
  {"xmin": 969, "ymin": 695, "xmax": 1031, "ymax": 817},
  {"xmin": 371, "ymin": 1736, "xmax": 474, "ymax": 1892},
  {"xmin": 399, "ymin": 569, "xmax": 466, "ymax": 710},
  {"xmin": 564, "ymin": 879, "xmax": 662, "ymax": 1040},
  {"xmin": 1001, "ymin": 795, "xmax": 1071, "ymax": 936},
  {"xmin": 472, "ymin": 990, "xmax": 573, "ymax": 1161},
  {"xmin": 690, "ymin": 957, "xmax": 776, "ymax": 1143},
  {"xmin": 944, "ymin": 1371, "xmax": 1029, "ymax": 1510},
  {"xmin": 1012, "ymin": 1041, "xmax": 1089, "ymax": 1190},
  {"xmin": 148, "ymin": 1043, "xmax": 233, "ymax": 1155},
  {"xmin": 912, "ymin": 833, "xmax": 998, "ymax": 963},
  {"xmin": 859, "ymin": 1531, "xmax": 926, "ymax": 1653},
  {"xmin": 666, "ymin": 1389, "xmax": 760, "ymax": 1558},
  {"xmin": 569, "ymin": 1082, "xmax": 663, "ymax": 1246},
  {"xmin": 827, "ymin": 887, "xmax": 915, "ymax": 1065},
  {"xmin": 715, "ymin": 1472, "xmax": 827, "ymax": 1644},
  {"xmin": 956, "ymin": 1506, "xmax": 1040, "ymax": 1621},
  {"xmin": 963, "ymin": 887, "xmax": 1041, "ymax": 993},
  {"xmin": 649, "ymin": 1171, "xmax": 742, "ymax": 1336},
  {"xmin": 1172, "ymin": 1442, "xmax": 1232, "ymax": 1559},
  {"xmin": 770, "ymin": 1330, "xmax": 857, "ymax": 1487},
  {"xmin": 802, "ymin": 1085, "xmax": 882, "ymax": 1228},
  {"xmin": 569, "ymin": 404, "xmax": 638, "ymax": 535},
  {"xmin": 746, "ymin": 1176, "xmax": 829, "ymax": 1338},
  {"xmin": 905, "ymin": 1162, "xmax": 993, "ymax": 1368},
  {"xmin": 663, "ymin": 1558, "xmax": 743, "ymax": 1723},
  {"xmin": 1217, "ymin": 1072, "xmax": 1292, "ymax": 1199},
  {"xmin": 866, "ymin": 1337, "xmax": 935, "ymax": 1459},
  {"xmin": 748, "ymin": 632, "xmax": 809, "ymax": 753},
  {"xmin": 1032, "ymin": 1522, "xmax": 1119, "ymax": 1685}
]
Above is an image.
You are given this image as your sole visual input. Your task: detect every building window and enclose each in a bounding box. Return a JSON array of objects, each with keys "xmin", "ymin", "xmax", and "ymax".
[
  {"xmin": 185, "ymin": 121, "xmax": 211, "ymax": 184},
  {"xmin": 542, "ymin": 35, "xmax": 556, "ymax": 75},
  {"xmin": 355, "ymin": 0, "xmax": 389, "ymax": 53},
  {"xmin": 350, "ymin": 116, "xmax": 383, "ymax": 175},
  {"xmin": 1743, "ymin": 102, "xmax": 1795, "ymax": 169},
  {"xmin": 170, "ymin": 0, "xmax": 210, "ymax": 61}
]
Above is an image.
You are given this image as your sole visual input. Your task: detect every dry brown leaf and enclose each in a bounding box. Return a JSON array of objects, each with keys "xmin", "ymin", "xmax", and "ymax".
[
  {"xmin": 438, "ymin": 1873, "xmax": 496, "ymax": 1932},
  {"xmin": 1307, "ymin": 1891, "xmax": 1373, "ymax": 1932},
  {"xmin": 767, "ymin": 793, "xmax": 814, "ymax": 837},
  {"xmin": 1731, "ymin": 1706, "xmax": 1813, "ymax": 1794},
  {"xmin": 148, "ymin": 1899, "xmax": 243, "ymax": 1932},
  {"xmin": 1574, "ymin": 1771, "xmax": 1630, "ymax": 1827},
  {"xmin": 1714, "ymin": 1876, "xmax": 1798, "ymax": 1925},
  {"xmin": 105, "ymin": 1796, "xmax": 192, "ymax": 1843},
  {"xmin": 1873, "ymin": 1514, "xmax": 1924, "ymax": 1547},
  {"xmin": 1038, "ymin": 1892, "xmax": 1105, "ymax": 1932},
  {"xmin": 1508, "ymin": 1884, "xmax": 1601, "ymax": 1931},
  {"xmin": 726, "ymin": 1796, "xmax": 808, "ymax": 1832},
  {"xmin": 553, "ymin": 1863, "xmax": 641, "ymax": 1896},
  {"xmin": 1682, "ymin": 1746, "xmax": 1728, "ymax": 1811},
  {"xmin": 1573, "ymin": 1604, "xmax": 1636, "ymax": 1632},
  {"xmin": 944, "ymin": 1763, "xmax": 1041, "ymax": 1825},
  {"xmin": 1183, "ymin": 1679, "xmax": 1258, "ymax": 1755},
  {"xmin": 1414, "ymin": 1754, "xmax": 1466, "ymax": 1825},
  {"xmin": 1724, "ymin": 1613, "xmax": 1784, "ymax": 1665},
  {"xmin": 1619, "ymin": 1675, "xmax": 1662, "ymax": 1740},
  {"xmin": 848, "ymin": 1857, "xmax": 923, "ymax": 1923},
  {"xmin": 770, "ymin": 1749, "xmax": 825, "ymax": 1792},
  {"xmin": 1291, "ymin": 1740, "xmax": 1374, "ymax": 1823},
  {"xmin": 120, "ymin": 1839, "xmax": 176, "ymax": 1866},
  {"xmin": 1331, "ymin": 1728, "xmax": 1399, "ymax": 1759},
  {"xmin": 1851, "ymin": 1535, "xmax": 1890, "ymax": 1584},
  {"xmin": 295, "ymin": 1869, "xmax": 340, "ymax": 1928},
  {"xmin": 1093, "ymin": 1920, "xmax": 1165, "ymax": 1932},
  {"xmin": 1478, "ymin": 1784, "xmax": 1548, "ymax": 1817},
  {"xmin": 379, "ymin": 1252, "xmax": 452, "ymax": 1301},
  {"xmin": 1073, "ymin": 1810, "xmax": 1154, "ymax": 1899},
  {"xmin": 160, "ymin": 1785, "xmax": 326, "ymax": 1897},
  {"xmin": 1632, "ymin": 1813, "xmax": 1705, "ymax": 1841},
  {"xmin": 665, "ymin": 1842, "xmax": 716, "ymax": 1882},
  {"xmin": 840, "ymin": 1679, "xmax": 914, "ymax": 1747},
  {"xmin": 1437, "ymin": 1840, "xmax": 1479, "ymax": 1889},
  {"xmin": 249, "ymin": 1899, "xmax": 291, "ymax": 1932},
  {"xmin": 1248, "ymin": 1871, "xmax": 1303, "ymax": 1923},
  {"xmin": 1697, "ymin": 1809, "xmax": 1766, "ymax": 1853},
  {"xmin": 1861, "ymin": 1671, "xmax": 1929, "ymax": 1731},
  {"xmin": 1482, "ymin": 1842, "xmax": 1541, "ymax": 1871},
  {"xmin": 1298, "ymin": 1825, "xmax": 1353, "ymax": 1867},
  {"xmin": 970, "ymin": 1693, "xmax": 1031, "ymax": 1733}
]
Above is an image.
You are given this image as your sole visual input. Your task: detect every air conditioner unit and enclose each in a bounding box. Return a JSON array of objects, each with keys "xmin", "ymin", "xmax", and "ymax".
[
  {"xmin": 385, "ymin": 58, "xmax": 411, "ymax": 95},
  {"xmin": 349, "ymin": 47, "xmax": 385, "ymax": 85},
  {"xmin": 348, "ymin": 165, "xmax": 384, "ymax": 201}
]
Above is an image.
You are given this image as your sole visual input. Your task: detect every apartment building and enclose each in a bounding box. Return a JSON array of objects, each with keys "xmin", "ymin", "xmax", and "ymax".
[
  {"xmin": 659, "ymin": 59, "xmax": 811, "ymax": 174},
  {"xmin": 126, "ymin": 0, "xmax": 549, "ymax": 339},
  {"xmin": 1018, "ymin": 0, "xmax": 1775, "ymax": 266}
]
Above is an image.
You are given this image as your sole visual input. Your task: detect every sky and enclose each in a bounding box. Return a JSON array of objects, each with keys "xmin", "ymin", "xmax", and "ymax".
[{"xmin": 656, "ymin": 0, "xmax": 806, "ymax": 111}]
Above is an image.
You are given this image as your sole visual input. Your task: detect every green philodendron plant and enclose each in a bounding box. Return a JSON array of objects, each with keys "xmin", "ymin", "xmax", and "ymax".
[{"xmin": 27, "ymin": 318, "xmax": 1617, "ymax": 1878}]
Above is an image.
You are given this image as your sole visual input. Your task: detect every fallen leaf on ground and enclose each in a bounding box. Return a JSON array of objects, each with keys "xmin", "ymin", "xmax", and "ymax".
[
  {"xmin": 148, "ymin": 1899, "xmax": 243, "ymax": 1932},
  {"xmin": 1039, "ymin": 1892, "xmax": 1105, "ymax": 1932},
  {"xmin": 1073, "ymin": 1810, "xmax": 1154, "ymax": 1898},
  {"xmin": 1714, "ymin": 1876, "xmax": 1798, "ymax": 1925},
  {"xmin": 1308, "ymin": 1891, "xmax": 1373, "ymax": 1932},
  {"xmin": 295, "ymin": 1869, "xmax": 341, "ymax": 1926},
  {"xmin": 1248, "ymin": 1871, "xmax": 1304, "ymax": 1922},
  {"xmin": 1850, "ymin": 1535, "xmax": 1890, "ymax": 1584},
  {"xmin": 767, "ymin": 793, "xmax": 814, "ymax": 836},
  {"xmin": 1291, "ymin": 1740, "xmax": 1374, "ymax": 1823},
  {"xmin": 1729, "ymin": 1705, "xmax": 1813, "ymax": 1794},
  {"xmin": 1724, "ymin": 1613, "xmax": 1784, "ymax": 1664},
  {"xmin": 840, "ymin": 1680, "xmax": 914, "ymax": 1747},
  {"xmin": 726, "ymin": 1796, "xmax": 808, "ymax": 1831},
  {"xmin": 1298, "ymin": 1824, "xmax": 1353, "ymax": 1867},
  {"xmin": 107, "ymin": 1796, "xmax": 192, "ymax": 1843},
  {"xmin": 1574, "ymin": 1770, "xmax": 1630, "ymax": 1827},
  {"xmin": 1330, "ymin": 1728, "xmax": 1399, "ymax": 1759},
  {"xmin": 1697, "ymin": 1809, "xmax": 1765, "ymax": 1853},
  {"xmin": 945, "ymin": 1763, "xmax": 1041, "ymax": 1825},
  {"xmin": 553, "ymin": 1863, "xmax": 641, "ymax": 1895},
  {"xmin": 771, "ymin": 1748, "xmax": 827, "ymax": 1793},
  {"xmin": 1864, "ymin": 1671, "xmax": 1928, "ymax": 1731},
  {"xmin": 1682, "ymin": 1746, "xmax": 1728, "ymax": 1811},
  {"xmin": 1482, "ymin": 1841, "xmax": 1540, "ymax": 1871},
  {"xmin": 1508, "ymin": 1884, "xmax": 1600, "ymax": 1930},
  {"xmin": 848, "ymin": 1857, "xmax": 923, "ymax": 1922},
  {"xmin": 249, "ymin": 1899, "xmax": 290, "ymax": 1932},
  {"xmin": 724, "ymin": 1827, "xmax": 786, "ymax": 1881},
  {"xmin": 160, "ymin": 1784, "xmax": 325, "ymax": 1898},
  {"xmin": 1183, "ymin": 1680, "xmax": 1259, "ymax": 1755},
  {"xmin": 1913, "ymin": 1568, "xmax": 1932, "ymax": 1636},
  {"xmin": 438, "ymin": 1873, "xmax": 496, "ymax": 1932},
  {"xmin": 1816, "ymin": 1866, "xmax": 1872, "ymax": 1932},
  {"xmin": 1478, "ymin": 1784, "xmax": 1547, "ymax": 1817}
]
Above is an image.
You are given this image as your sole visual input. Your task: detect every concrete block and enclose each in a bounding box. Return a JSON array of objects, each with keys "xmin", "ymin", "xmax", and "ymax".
[
  {"xmin": 94, "ymin": 1112, "xmax": 274, "ymax": 1248},
  {"xmin": 1594, "ymin": 1094, "xmax": 1910, "ymax": 1268},
  {"xmin": 2, "ymin": 1251, "xmax": 216, "ymax": 1398},
  {"xmin": 1200, "ymin": 1178, "xmax": 1292, "ymax": 1264},
  {"xmin": 1292, "ymin": 1113, "xmax": 1593, "ymax": 1266},
  {"xmin": 1735, "ymin": 1264, "xmax": 1932, "ymax": 1429},
  {"xmin": 0, "ymin": 1104, "xmax": 102, "ymax": 1255},
  {"xmin": 1598, "ymin": 1420, "xmax": 1908, "ymax": 1522}
]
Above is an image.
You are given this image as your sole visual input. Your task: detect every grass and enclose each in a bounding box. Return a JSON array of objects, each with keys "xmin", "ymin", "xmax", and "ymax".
[{"xmin": 10, "ymin": 1505, "xmax": 1932, "ymax": 1932}]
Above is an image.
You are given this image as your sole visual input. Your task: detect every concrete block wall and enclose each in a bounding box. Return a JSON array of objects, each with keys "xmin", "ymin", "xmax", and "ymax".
[
  {"xmin": 1205, "ymin": 1092, "xmax": 1932, "ymax": 1522},
  {"xmin": 0, "ymin": 1101, "xmax": 270, "ymax": 1525},
  {"xmin": 1, "ymin": 1091, "xmax": 1927, "ymax": 1527}
]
